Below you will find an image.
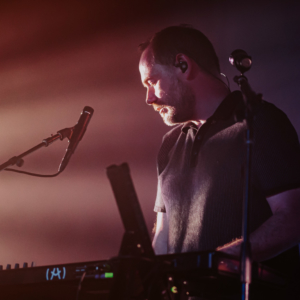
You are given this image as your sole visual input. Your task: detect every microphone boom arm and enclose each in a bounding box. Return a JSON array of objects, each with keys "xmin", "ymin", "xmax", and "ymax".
[
  {"xmin": 0, "ymin": 106, "xmax": 93, "ymax": 176},
  {"xmin": 0, "ymin": 127, "xmax": 73, "ymax": 173}
]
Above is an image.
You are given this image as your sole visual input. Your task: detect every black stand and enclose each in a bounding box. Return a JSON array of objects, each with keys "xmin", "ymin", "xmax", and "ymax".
[
  {"xmin": 234, "ymin": 75, "xmax": 255, "ymax": 300},
  {"xmin": 106, "ymin": 163, "xmax": 173, "ymax": 300},
  {"xmin": 230, "ymin": 50, "xmax": 262, "ymax": 300},
  {"xmin": 0, "ymin": 127, "xmax": 72, "ymax": 172},
  {"xmin": 108, "ymin": 232, "xmax": 147, "ymax": 300},
  {"xmin": 107, "ymin": 164, "xmax": 155, "ymax": 300}
]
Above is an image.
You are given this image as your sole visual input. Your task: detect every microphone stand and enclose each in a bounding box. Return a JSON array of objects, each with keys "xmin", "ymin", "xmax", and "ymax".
[
  {"xmin": 0, "ymin": 127, "xmax": 73, "ymax": 172},
  {"xmin": 229, "ymin": 50, "xmax": 261, "ymax": 300}
]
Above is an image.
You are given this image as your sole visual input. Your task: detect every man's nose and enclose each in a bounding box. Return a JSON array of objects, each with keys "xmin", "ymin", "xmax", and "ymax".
[{"xmin": 146, "ymin": 87, "xmax": 157, "ymax": 105}]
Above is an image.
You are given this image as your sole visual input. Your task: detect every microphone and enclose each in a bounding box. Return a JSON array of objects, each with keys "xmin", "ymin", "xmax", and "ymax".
[
  {"xmin": 59, "ymin": 106, "xmax": 94, "ymax": 172},
  {"xmin": 229, "ymin": 49, "xmax": 252, "ymax": 74}
]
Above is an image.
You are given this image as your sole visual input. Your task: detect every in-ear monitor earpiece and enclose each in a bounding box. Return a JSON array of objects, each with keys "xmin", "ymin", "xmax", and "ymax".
[{"xmin": 174, "ymin": 61, "xmax": 188, "ymax": 73}]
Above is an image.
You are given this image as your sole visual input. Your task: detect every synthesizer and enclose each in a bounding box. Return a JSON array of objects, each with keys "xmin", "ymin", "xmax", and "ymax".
[
  {"xmin": 0, "ymin": 252, "xmax": 286, "ymax": 300},
  {"xmin": 0, "ymin": 259, "xmax": 114, "ymax": 300}
]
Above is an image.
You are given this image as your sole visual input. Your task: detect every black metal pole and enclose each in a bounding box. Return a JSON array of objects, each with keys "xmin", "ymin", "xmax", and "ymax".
[
  {"xmin": 0, "ymin": 127, "xmax": 72, "ymax": 172},
  {"xmin": 234, "ymin": 75, "xmax": 257, "ymax": 300},
  {"xmin": 229, "ymin": 50, "xmax": 257, "ymax": 300}
]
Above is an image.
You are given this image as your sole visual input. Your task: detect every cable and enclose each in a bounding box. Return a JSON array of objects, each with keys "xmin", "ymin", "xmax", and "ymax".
[
  {"xmin": 197, "ymin": 63, "xmax": 231, "ymax": 92},
  {"xmin": 220, "ymin": 72, "xmax": 231, "ymax": 90},
  {"xmin": 4, "ymin": 168, "xmax": 61, "ymax": 177},
  {"xmin": 76, "ymin": 271, "xmax": 86, "ymax": 300}
]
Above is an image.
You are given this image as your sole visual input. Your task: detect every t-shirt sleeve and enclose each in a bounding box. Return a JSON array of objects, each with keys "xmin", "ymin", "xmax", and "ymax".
[{"xmin": 252, "ymin": 101, "xmax": 300, "ymax": 197}]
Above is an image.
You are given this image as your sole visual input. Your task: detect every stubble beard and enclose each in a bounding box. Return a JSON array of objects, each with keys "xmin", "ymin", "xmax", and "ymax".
[{"xmin": 162, "ymin": 78, "xmax": 196, "ymax": 126}]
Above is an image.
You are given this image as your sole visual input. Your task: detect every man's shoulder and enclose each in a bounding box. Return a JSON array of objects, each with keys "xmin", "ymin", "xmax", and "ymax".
[
  {"xmin": 255, "ymin": 99, "xmax": 296, "ymax": 133},
  {"xmin": 231, "ymin": 91, "xmax": 289, "ymax": 122},
  {"xmin": 258, "ymin": 99, "xmax": 288, "ymax": 117}
]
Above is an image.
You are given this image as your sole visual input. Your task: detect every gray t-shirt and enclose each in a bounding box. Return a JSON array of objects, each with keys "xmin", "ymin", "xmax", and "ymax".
[{"xmin": 154, "ymin": 91, "xmax": 300, "ymax": 271}]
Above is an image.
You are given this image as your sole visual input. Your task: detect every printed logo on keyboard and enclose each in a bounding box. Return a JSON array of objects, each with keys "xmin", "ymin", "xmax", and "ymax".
[{"xmin": 46, "ymin": 267, "xmax": 66, "ymax": 280}]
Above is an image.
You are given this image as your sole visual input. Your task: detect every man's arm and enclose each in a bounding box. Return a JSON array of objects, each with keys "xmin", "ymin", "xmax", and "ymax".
[
  {"xmin": 152, "ymin": 212, "xmax": 168, "ymax": 255},
  {"xmin": 218, "ymin": 187, "xmax": 300, "ymax": 262}
]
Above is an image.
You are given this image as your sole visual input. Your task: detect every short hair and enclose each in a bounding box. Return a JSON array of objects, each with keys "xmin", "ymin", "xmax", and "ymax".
[{"xmin": 139, "ymin": 25, "xmax": 220, "ymax": 73}]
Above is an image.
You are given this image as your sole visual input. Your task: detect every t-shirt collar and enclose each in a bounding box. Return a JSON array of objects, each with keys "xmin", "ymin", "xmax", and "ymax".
[{"xmin": 182, "ymin": 91, "xmax": 243, "ymax": 133}]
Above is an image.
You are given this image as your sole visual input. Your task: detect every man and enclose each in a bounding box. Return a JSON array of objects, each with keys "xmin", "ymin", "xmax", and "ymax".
[{"xmin": 138, "ymin": 25, "xmax": 300, "ymax": 274}]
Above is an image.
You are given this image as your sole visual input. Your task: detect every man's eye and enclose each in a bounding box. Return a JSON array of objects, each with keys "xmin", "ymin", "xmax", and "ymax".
[{"xmin": 148, "ymin": 80, "xmax": 156, "ymax": 86}]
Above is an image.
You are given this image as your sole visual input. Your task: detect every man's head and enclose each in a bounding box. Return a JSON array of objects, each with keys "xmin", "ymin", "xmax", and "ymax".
[
  {"xmin": 139, "ymin": 25, "xmax": 220, "ymax": 75},
  {"xmin": 139, "ymin": 46, "xmax": 196, "ymax": 126},
  {"xmin": 139, "ymin": 25, "xmax": 224, "ymax": 126}
]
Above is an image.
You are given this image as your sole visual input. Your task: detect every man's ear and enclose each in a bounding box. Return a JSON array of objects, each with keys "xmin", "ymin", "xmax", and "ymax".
[{"xmin": 174, "ymin": 53, "xmax": 196, "ymax": 80}]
